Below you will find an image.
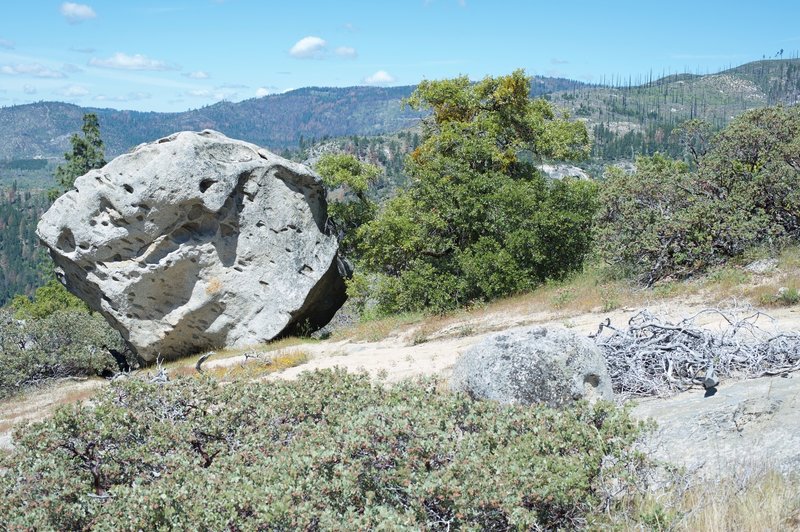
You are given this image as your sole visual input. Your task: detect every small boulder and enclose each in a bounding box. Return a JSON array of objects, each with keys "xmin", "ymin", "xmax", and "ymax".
[
  {"xmin": 37, "ymin": 130, "xmax": 346, "ymax": 362},
  {"xmin": 450, "ymin": 326, "xmax": 614, "ymax": 408}
]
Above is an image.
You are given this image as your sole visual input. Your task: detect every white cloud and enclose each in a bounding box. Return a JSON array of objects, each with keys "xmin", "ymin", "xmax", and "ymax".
[
  {"xmin": 61, "ymin": 84, "xmax": 90, "ymax": 97},
  {"xmin": 60, "ymin": 2, "xmax": 97, "ymax": 23},
  {"xmin": 95, "ymin": 91, "xmax": 151, "ymax": 102},
  {"xmin": 186, "ymin": 86, "xmax": 241, "ymax": 101},
  {"xmin": 335, "ymin": 46, "xmax": 357, "ymax": 59},
  {"xmin": 289, "ymin": 36, "xmax": 327, "ymax": 59},
  {"xmin": 62, "ymin": 63, "xmax": 83, "ymax": 73},
  {"xmin": 0, "ymin": 63, "xmax": 66, "ymax": 78},
  {"xmin": 23, "ymin": 84, "xmax": 36, "ymax": 95},
  {"xmin": 256, "ymin": 87, "xmax": 279, "ymax": 97},
  {"xmin": 184, "ymin": 70, "xmax": 210, "ymax": 79},
  {"xmin": 0, "ymin": 38, "xmax": 14, "ymax": 49},
  {"xmin": 364, "ymin": 70, "xmax": 396, "ymax": 84},
  {"xmin": 90, "ymin": 52, "xmax": 176, "ymax": 71}
]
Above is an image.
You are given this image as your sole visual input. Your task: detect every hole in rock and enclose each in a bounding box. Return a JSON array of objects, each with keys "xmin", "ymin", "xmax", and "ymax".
[
  {"xmin": 199, "ymin": 179, "xmax": 216, "ymax": 193},
  {"xmin": 123, "ymin": 184, "xmax": 134, "ymax": 194},
  {"xmin": 57, "ymin": 228, "xmax": 76, "ymax": 253}
]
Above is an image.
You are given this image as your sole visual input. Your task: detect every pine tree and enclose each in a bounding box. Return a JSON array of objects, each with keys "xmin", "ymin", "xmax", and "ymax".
[{"xmin": 50, "ymin": 113, "xmax": 106, "ymax": 200}]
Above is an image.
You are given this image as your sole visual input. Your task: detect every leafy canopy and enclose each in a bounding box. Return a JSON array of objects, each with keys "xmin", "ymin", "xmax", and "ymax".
[
  {"xmin": 50, "ymin": 113, "xmax": 106, "ymax": 200},
  {"xmin": 355, "ymin": 70, "xmax": 595, "ymax": 313},
  {"xmin": 314, "ymin": 153, "xmax": 380, "ymax": 257},
  {"xmin": 595, "ymin": 105, "xmax": 800, "ymax": 284},
  {"xmin": 10, "ymin": 278, "xmax": 88, "ymax": 319}
]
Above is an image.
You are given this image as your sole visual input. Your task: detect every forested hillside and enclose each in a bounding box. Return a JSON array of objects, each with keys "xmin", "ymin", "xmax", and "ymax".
[
  {"xmin": 550, "ymin": 59, "xmax": 800, "ymax": 160},
  {"xmin": 0, "ymin": 184, "xmax": 51, "ymax": 303},
  {"xmin": 2, "ymin": 60, "xmax": 797, "ymax": 165},
  {"xmin": 0, "ymin": 77, "xmax": 586, "ymax": 161}
]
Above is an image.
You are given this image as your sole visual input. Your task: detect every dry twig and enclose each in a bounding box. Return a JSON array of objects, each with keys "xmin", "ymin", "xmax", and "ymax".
[{"xmin": 592, "ymin": 308, "xmax": 800, "ymax": 398}]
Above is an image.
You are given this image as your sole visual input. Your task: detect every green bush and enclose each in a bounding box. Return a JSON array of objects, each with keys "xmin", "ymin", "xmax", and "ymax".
[
  {"xmin": 315, "ymin": 153, "xmax": 380, "ymax": 258},
  {"xmin": 0, "ymin": 308, "xmax": 127, "ymax": 399},
  {"xmin": 0, "ymin": 370, "xmax": 651, "ymax": 529},
  {"xmin": 356, "ymin": 70, "xmax": 597, "ymax": 314},
  {"xmin": 595, "ymin": 106, "xmax": 800, "ymax": 285},
  {"xmin": 10, "ymin": 278, "xmax": 89, "ymax": 319}
]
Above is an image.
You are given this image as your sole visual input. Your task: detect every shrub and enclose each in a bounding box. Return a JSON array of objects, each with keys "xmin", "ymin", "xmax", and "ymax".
[
  {"xmin": 0, "ymin": 308, "xmax": 127, "ymax": 399},
  {"xmin": 357, "ymin": 70, "xmax": 596, "ymax": 313},
  {"xmin": 595, "ymin": 106, "xmax": 800, "ymax": 285},
  {"xmin": 0, "ymin": 370, "xmax": 651, "ymax": 529},
  {"xmin": 10, "ymin": 278, "xmax": 89, "ymax": 319}
]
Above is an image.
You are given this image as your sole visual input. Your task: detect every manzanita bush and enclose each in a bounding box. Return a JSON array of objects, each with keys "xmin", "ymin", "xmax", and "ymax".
[{"xmin": 0, "ymin": 370, "xmax": 651, "ymax": 529}]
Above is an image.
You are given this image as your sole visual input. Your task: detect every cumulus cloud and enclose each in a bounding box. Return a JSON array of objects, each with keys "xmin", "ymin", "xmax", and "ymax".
[
  {"xmin": 256, "ymin": 87, "xmax": 280, "ymax": 97},
  {"xmin": 335, "ymin": 46, "xmax": 357, "ymax": 59},
  {"xmin": 186, "ymin": 86, "xmax": 241, "ymax": 101},
  {"xmin": 364, "ymin": 70, "xmax": 396, "ymax": 84},
  {"xmin": 95, "ymin": 91, "xmax": 151, "ymax": 102},
  {"xmin": 60, "ymin": 2, "xmax": 97, "ymax": 23},
  {"xmin": 289, "ymin": 36, "xmax": 327, "ymax": 59},
  {"xmin": 0, "ymin": 63, "xmax": 66, "ymax": 78},
  {"xmin": 62, "ymin": 63, "xmax": 83, "ymax": 74},
  {"xmin": 61, "ymin": 84, "xmax": 90, "ymax": 97},
  {"xmin": 23, "ymin": 84, "xmax": 36, "ymax": 95},
  {"xmin": 184, "ymin": 70, "xmax": 209, "ymax": 79},
  {"xmin": 89, "ymin": 52, "xmax": 176, "ymax": 71},
  {"xmin": 0, "ymin": 38, "xmax": 14, "ymax": 49}
]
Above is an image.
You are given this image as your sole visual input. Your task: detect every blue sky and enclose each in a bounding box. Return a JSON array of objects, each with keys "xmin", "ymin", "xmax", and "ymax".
[{"xmin": 1, "ymin": 0, "xmax": 798, "ymax": 112}]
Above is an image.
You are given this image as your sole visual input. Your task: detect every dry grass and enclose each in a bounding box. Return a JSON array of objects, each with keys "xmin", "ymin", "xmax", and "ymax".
[
  {"xmin": 203, "ymin": 349, "xmax": 310, "ymax": 382},
  {"xmin": 333, "ymin": 265, "xmax": 651, "ymax": 344},
  {"xmin": 0, "ymin": 380, "xmax": 105, "ymax": 445},
  {"xmin": 679, "ymin": 470, "xmax": 800, "ymax": 531},
  {"xmin": 332, "ymin": 311, "xmax": 425, "ymax": 342},
  {"xmin": 331, "ymin": 247, "xmax": 800, "ymax": 345},
  {"xmin": 619, "ymin": 468, "xmax": 800, "ymax": 531},
  {"xmin": 161, "ymin": 336, "xmax": 316, "ymax": 374}
]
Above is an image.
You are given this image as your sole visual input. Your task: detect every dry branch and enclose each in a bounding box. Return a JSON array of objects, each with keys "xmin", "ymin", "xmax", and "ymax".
[{"xmin": 592, "ymin": 308, "xmax": 800, "ymax": 398}]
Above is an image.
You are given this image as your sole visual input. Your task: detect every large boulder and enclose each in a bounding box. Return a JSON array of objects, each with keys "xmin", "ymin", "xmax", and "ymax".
[
  {"xmin": 450, "ymin": 326, "xmax": 614, "ymax": 408},
  {"xmin": 37, "ymin": 130, "xmax": 347, "ymax": 362}
]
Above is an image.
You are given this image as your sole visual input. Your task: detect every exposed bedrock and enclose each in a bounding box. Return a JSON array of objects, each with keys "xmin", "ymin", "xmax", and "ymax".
[{"xmin": 37, "ymin": 130, "xmax": 346, "ymax": 362}]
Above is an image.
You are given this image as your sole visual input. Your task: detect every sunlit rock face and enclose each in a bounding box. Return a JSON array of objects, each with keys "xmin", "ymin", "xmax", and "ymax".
[{"xmin": 38, "ymin": 130, "xmax": 346, "ymax": 361}]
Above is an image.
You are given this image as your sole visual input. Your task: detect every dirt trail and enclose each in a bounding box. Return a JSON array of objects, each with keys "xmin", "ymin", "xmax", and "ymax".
[
  {"xmin": 2, "ymin": 299, "xmax": 798, "ymax": 451},
  {"xmin": 0, "ymin": 379, "xmax": 106, "ymax": 449}
]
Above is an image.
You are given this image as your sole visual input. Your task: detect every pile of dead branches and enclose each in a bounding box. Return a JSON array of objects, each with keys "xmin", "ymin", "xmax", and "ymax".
[{"xmin": 592, "ymin": 308, "xmax": 800, "ymax": 398}]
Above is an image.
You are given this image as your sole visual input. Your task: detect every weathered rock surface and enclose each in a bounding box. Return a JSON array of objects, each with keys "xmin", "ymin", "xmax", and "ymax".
[
  {"xmin": 633, "ymin": 374, "xmax": 800, "ymax": 477},
  {"xmin": 449, "ymin": 326, "xmax": 614, "ymax": 408},
  {"xmin": 37, "ymin": 130, "xmax": 346, "ymax": 361}
]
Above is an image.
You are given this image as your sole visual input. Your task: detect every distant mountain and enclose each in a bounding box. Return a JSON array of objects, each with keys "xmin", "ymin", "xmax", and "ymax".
[
  {"xmin": 546, "ymin": 58, "xmax": 800, "ymax": 160},
  {"xmin": 0, "ymin": 86, "xmax": 420, "ymax": 160},
  {"xmin": 0, "ymin": 76, "xmax": 587, "ymax": 161},
  {"xmin": 1, "ymin": 60, "xmax": 797, "ymax": 165}
]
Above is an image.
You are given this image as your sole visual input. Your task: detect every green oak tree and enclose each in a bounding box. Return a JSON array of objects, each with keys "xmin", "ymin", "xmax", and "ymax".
[
  {"xmin": 355, "ymin": 70, "xmax": 596, "ymax": 313},
  {"xmin": 314, "ymin": 153, "xmax": 380, "ymax": 258}
]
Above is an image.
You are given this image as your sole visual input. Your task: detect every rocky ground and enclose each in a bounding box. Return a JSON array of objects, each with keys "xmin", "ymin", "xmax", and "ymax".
[{"xmin": 2, "ymin": 297, "xmax": 799, "ymax": 483}]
